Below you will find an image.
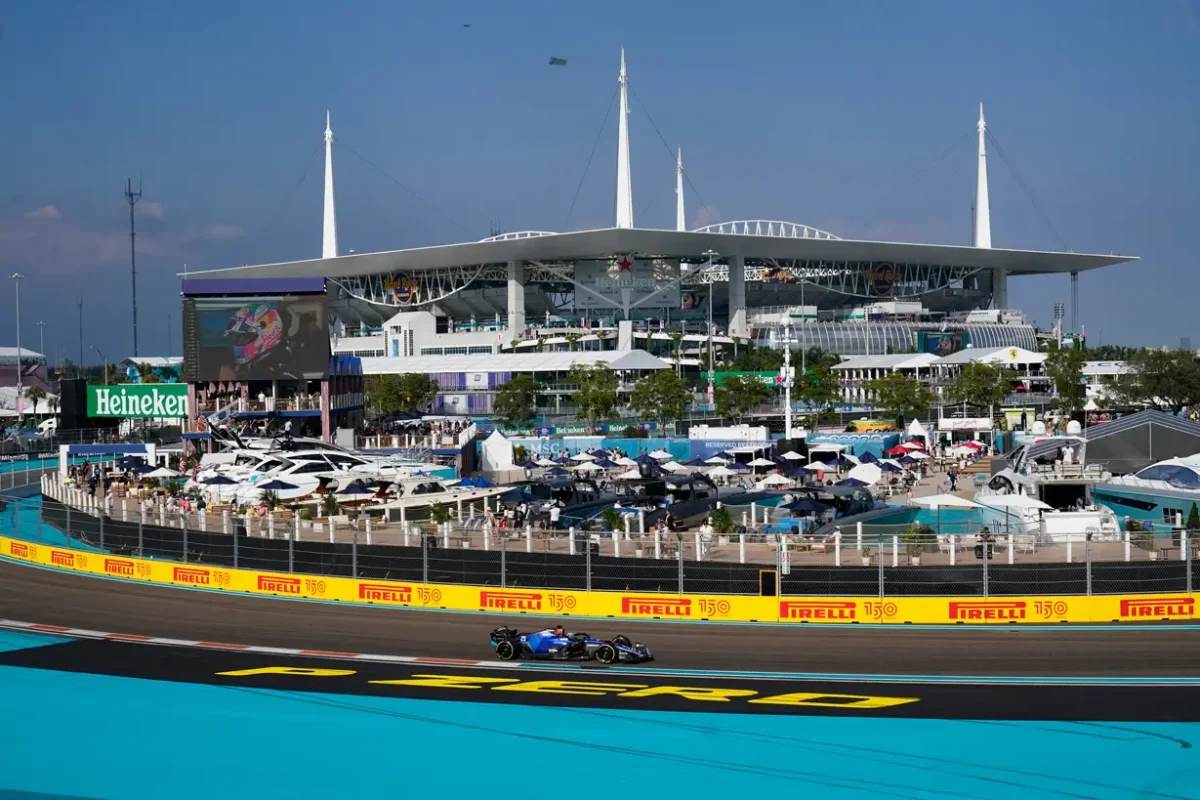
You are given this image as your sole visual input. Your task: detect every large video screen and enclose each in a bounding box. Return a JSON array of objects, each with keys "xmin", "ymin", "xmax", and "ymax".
[{"xmin": 183, "ymin": 295, "xmax": 329, "ymax": 381}]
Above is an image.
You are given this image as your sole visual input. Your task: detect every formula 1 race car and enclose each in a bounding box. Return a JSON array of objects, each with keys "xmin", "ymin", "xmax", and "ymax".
[{"xmin": 489, "ymin": 626, "xmax": 653, "ymax": 664}]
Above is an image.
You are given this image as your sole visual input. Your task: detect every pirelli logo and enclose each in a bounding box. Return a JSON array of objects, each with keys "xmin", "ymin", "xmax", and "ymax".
[
  {"xmin": 50, "ymin": 550, "xmax": 75, "ymax": 567},
  {"xmin": 258, "ymin": 576, "xmax": 302, "ymax": 595},
  {"xmin": 8, "ymin": 542, "xmax": 30, "ymax": 558},
  {"xmin": 480, "ymin": 591, "xmax": 543, "ymax": 611},
  {"xmin": 621, "ymin": 597, "xmax": 692, "ymax": 617},
  {"xmin": 1119, "ymin": 597, "xmax": 1195, "ymax": 619},
  {"xmin": 780, "ymin": 600, "xmax": 857, "ymax": 620},
  {"xmin": 948, "ymin": 601, "xmax": 1026, "ymax": 621},
  {"xmin": 359, "ymin": 583, "xmax": 413, "ymax": 603},
  {"xmin": 104, "ymin": 558, "xmax": 135, "ymax": 577},
  {"xmin": 173, "ymin": 567, "xmax": 211, "ymax": 586}
]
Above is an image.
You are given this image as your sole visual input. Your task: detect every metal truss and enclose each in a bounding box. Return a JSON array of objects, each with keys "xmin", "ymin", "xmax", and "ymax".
[
  {"xmin": 331, "ymin": 263, "xmax": 488, "ymax": 308},
  {"xmin": 681, "ymin": 259, "xmax": 985, "ymax": 299},
  {"xmin": 478, "ymin": 230, "xmax": 558, "ymax": 242},
  {"xmin": 692, "ymin": 220, "xmax": 841, "ymax": 240}
]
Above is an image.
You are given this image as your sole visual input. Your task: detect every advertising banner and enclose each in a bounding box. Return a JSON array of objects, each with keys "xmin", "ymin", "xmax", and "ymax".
[
  {"xmin": 87, "ymin": 384, "xmax": 189, "ymax": 418},
  {"xmin": 917, "ymin": 331, "xmax": 971, "ymax": 356},
  {"xmin": 183, "ymin": 295, "xmax": 329, "ymax": 382},
  {"xmin": 574, "ymin": 257, "xmax": 680, "ymax": 312}
]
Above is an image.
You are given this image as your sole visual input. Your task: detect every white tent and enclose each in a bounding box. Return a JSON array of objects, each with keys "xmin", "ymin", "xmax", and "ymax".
[
  {"xmin": 648, "ymin": 449, "xmax": 672, "ymax": 459},
  {"xmin": 573, "ymin": 461, "xmax": 602, "ymax": 472},
  {"xmin": 757, "ymin": 473, "xmax": 793, "ymax": 487},
  {"xmin": 706, "ymin": 465, "xmax": 735, "ymax": 478},
  {"xmin": 847, "ymin": 463, "xmax": 883, "ymax": 486},
  {"xmin": 912, "ymin": 494, "xmax": 980, "ymax": 509},
  {"xmin": 571, "ymin": 452, "xmax": 597, "ymax": 461},
  {"xmin": 907, "ymin": 418, "xmax": 930, "ymax": 441},
  {"xmin": 480, "ymin": 430, "xmax": 515, "ymax": 472},
  {"xmin": 950, "ymin": 446, "xmax": 976, "ymax": 457},
  {"xmin": 748, "ymin": 457, "xmax": 776, "ymax": 467},
  {"xmin": 779, "ymin": 451, "xmax": 805, "ymax": 460}
]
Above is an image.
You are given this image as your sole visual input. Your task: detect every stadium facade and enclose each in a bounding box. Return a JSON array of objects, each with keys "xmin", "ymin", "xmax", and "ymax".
[{"xmin": 185, "ymin": 52, "xmax": 1136, "ymax": 363}]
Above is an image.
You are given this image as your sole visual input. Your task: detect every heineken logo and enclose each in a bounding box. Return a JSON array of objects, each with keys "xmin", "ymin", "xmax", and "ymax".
[{"xmin": 87, "ymin": 384, "xmax": 189, "ymax": 418}]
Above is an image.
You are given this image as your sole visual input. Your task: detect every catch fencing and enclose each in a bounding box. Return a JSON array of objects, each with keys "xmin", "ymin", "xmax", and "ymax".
[{"xmin": 5, "ymin": 475, "xmax": 1193, "ymax": 598}]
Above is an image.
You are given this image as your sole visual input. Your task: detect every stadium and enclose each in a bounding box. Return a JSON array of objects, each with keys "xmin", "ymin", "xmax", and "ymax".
[{"xmin": 184, "ymin": 52, "xmax": 1136, "ymax": 365}]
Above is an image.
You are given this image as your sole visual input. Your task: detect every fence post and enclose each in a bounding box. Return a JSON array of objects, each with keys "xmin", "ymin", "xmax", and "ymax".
[
  {"xmin": 294, "ymin": 516, "xmax": 300, "ymax": 542},
  {"xmin": 638, "ymin": 510, "xmax": 645, "ymax": 534},
  {"xmin": 1066, "ymin": 536, "xmax": 1073, "ymax": 564},
  {"xmin": 624, "ymin": 515, "xmax": 631, "ymax": 541},
  {"xmin": 329, "ymin": 519, "xmax": 336, "ymax": 544},
  {"xmin": 182, "ymin": 514, "xmax": 188, "ymax": 563},
  {"xmin": 695, "ymin": 530, "xmax": 702, "ymax": 561},
  {"xmin": 856, "ymin": 521, "xmax": 863, "ymax": 551},
  {"xmin": 834, "ymin": 531, "xmax": 841, "ymax": 567},
  {"xmin": 267, "ymin": 513, "xmax": 275, "ymax": 540},
  {"xmin": 613, "ymin": 529, "xmax": 620, "ymax": 558},
  {"xmin": 891, "ymin": 534, "xmax": 898, "ymax": 568},
  {"xmin": 232, "ymin": 519, "xmax": 239, "ymax": 569},
  {"xmin": 403, "ymin": 523, "xmax": 410, "ymax": 547},
  {"xmin": 288, "ymin": 536, "xmax": 294, "ymax": 573},
  {"xmin": 1186, "ymin": 532, "xmax": 1192, "ymax": 595},
  {"xmin": 1124, "ymin": 530, "xmax": 1130, "ymax": 562},
  {"xmin": 351, "ymin": 525, "xmax": 358, "ymax": 578},
  {"xmin": 983, "ymin": 534, "xmax": 989, "ymax": 597},
  {"xmin": 677, "ymin": 534, "xmax": 684, "ymax": 593},
  {"xmin": 1181, "ymin": 530, "xmax": 1189, "ymax": 562},
  {"xmin": 222, "ymin": 510, "xmax": 231, "ymax": 535},
  {"xmin": 655, "ymin": 528, "xmax": 662, "ymax": 560},
  {"xmin": 366, "ymin": 518, "xmax": 373, "ymax": 546},
  {"xmin": 950, "ymin": 536, "xmax": 956, "ymax": 566},
  {"xmin": 441, "ymin": 521, "xmax": 449, "ymax": 550},
  {"xmin": 422, "ymin": 532, "xmax": 429, "ymax": 584},
  {"xmin": 500, "ymin": 536, "xmax": 506, "ymax": 588},
  {"xmin": 136, "ymin": 512, "xmax": 143, "ymax": 558},
  {"xmin": 1008, "ymin": 535, "xmax": 1014, "ymax": 565},
  {"xmin": 525, "ymin": 524, "xmax": 532, "ymax": 553},
  {"xmin": 65, "ymin": 503, "xmax": 71, "ymax": 548},
  {"xmin": 1085, "ymin": 534, "xmax": 1092, "ymax": 596},
  {"xmin": 877, "ymin": 532, "xmax": 885, "ymax": 598},
  {"xmin": 585, "ymin": 539, "xmax": 592, "ymax": 592},
  {"xmin": 568, "ymin": 526, "xmax": 576, "ymax": 555}
]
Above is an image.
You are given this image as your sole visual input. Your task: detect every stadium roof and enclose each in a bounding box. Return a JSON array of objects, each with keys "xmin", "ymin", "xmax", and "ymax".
[
  {"xmin": 832, "ymin": 353, "xmax": 941, "ymax": 371},
  {"xmin": 935, "ymin": 346, "xmax": 1046, "ymax": 365},
  {"xmin": 184, "ymin": 227, "xmax": 1136, "ymax": 281},
  {"xmin": 360, "ymin": 349, "xmax": 670, "ymax": 375}
]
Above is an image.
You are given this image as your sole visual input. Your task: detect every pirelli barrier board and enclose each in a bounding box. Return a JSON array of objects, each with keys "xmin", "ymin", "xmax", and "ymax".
[{"xmin": 3, "ymin": 536, "xmax": 1195, "ymax": 624}]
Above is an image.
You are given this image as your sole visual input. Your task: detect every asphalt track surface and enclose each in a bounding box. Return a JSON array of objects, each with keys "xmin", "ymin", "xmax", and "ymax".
[{"xmin": 2, "ymin": 559, "xmax": 1199, "ymax": 677}]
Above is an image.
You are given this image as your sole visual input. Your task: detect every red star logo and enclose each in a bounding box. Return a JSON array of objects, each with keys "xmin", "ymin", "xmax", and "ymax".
[{"xmin": 617, "ymin": 257, "xmax": 633, "ymax": 272}]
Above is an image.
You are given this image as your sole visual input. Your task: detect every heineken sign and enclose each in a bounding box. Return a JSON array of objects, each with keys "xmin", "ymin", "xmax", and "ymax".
[{"xmin": 88, "ymin": 384, "xmax": 189, "ymax": 418}]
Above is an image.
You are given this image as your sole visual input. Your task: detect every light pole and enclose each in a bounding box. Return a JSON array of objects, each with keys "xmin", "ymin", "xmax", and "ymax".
[
  {"xmin": 90, "ymin": 345, "xmax": 108, "ymax": 385},
  {"xmin": 11, "ymin": 273, "xmax": 24, "ymax": 422},
  {"xmin": 37, "ymin": 321, "xmax": 45, "ymax": 365},
  {"xmin": 702, "ymin": 249, "xmax": 719, "ymax": 408}
]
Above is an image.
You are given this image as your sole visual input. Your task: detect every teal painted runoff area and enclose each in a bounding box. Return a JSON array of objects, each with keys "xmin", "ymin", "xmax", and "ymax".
[{"xmin": 0, "ymin": 665, "xmax": 1196, "ymax": 799}]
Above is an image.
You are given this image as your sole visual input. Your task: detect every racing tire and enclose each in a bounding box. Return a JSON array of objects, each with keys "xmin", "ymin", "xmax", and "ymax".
[
  {"xmin": 495, "ymin": 640, "xmax": 517, "ymax": 661},
  {"xmin": 595, "ymin": 643, "xmax": 617, "ymax": 664},
  {"xmin": 611, "ymin": 635, "xmax": 633, "ymax": 648}
]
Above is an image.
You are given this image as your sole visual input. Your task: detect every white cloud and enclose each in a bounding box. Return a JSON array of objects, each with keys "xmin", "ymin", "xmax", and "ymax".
[
  {"xmin": 141, "ymin": 201, "xmax": 166, "ymax": 220},
  {"xmin": 24, "ymin": 205, "xmax": 61, "ymax": 219},
  {"xmin": 201, "ymin": 223, "xmax": 244, "ymax": 240},
  {"xmin": 691, "ymin": 205, "xmax": 720, "ymax": 229}
]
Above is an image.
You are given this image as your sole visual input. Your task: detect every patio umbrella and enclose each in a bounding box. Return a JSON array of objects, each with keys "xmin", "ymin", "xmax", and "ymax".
[
  {"xmin": 911, "ymin": 493, "xmax": 981, "ymax": 534},
  {"xmin": 715, "ymin": 451, "xmax": 735, "ymax": 460},
  {"xmin": 686, "ymin": 456, "xmax": 709, "ymax": 467},
  {"xmin": 880, "ymin": 462, "xmax": 905, "ymax": 473},
  {"xmin": 535, "ymin": 458, "xmax": 557, "ymax": 467},
  {"xmin": 648, "ymin": 449, "xmax": 672, "ymax": 459},
  {"xmin": 906, "ymin": 451, "xmax": 930, "ymax": 461},
  {"xmin": 336, "ymin": 479, "xmax": 373, "ymax": 497},
  {"xmin": 200, "ymin": 474, "xmax": 237, "ymax": 485},
  {"xmin": 256, "ymin": 479, "xmax": 298, "ymax": 492},
  {"xmin": 847, "ymin": 463, "xmax": 882, "ymax": 485},
  {"xmin": 555, "ymin": 457, "xmax": 573, "ymax": 465},
  {"xmin": 805, "ymin": 460, "xmax": 833, "ymax": 472},
  {"xmin": 757, "ymin": 473, "xmax": 793, "ymax": 486},
  {"xmin": 145, "ymin": 466, "xmax": 183, "ymax": 479},
  {"xmin": 614, "ymin": 469, "xmax": 643, "ymax": 480},
  {"xmin": 729, "ymin": 463, "xmax": 751, "ymax": 473},
  {"xmin": 635, "ymin": 454, "xmax": 658, "ymax": 465},
  {"xmin": 706, "ymin": 465, "xmax": 735, "ymax": 478},
  {"xmin": 574, "ymin": 461, "xmax": 602, "ymax": 472},
  {"xmin": 784, "ymin": 497, "xmax": 832, "ymax": 514},
  {"xmin": 594, "ymin": 458, "xmax": 619, "ymax": 468},
  {"xmin": 520, "ymin": 460, "xmax": 539, "ymax": 469},
  {"xmin": 547, "ymin": 467, "xmax": 569, "ymax": 476},
  {"xmin": 661, "ymin": 460, "xmax": 685, "ymax": 472},
  {"xmin": 704, "ymin": 456, "xmax": 729, "ymax": 465},
  {"xmin": 616, "ymin": 456, "xmax": 639, "ymax": 467},
  {"xmin": 859, "ymin": 451, "xmax": 879, "ymax": 463},
  {"xmin": 571, "ymin": 452, "xmax": 597, "ymax": 461},
  {"xmin": 886, "ymin": 446, "xmax": 909, "ymax": 456},
  {"xmin": 779, "ymin": 451, "xmax": 805, "ymax": 461},
  {"xmin": 837, "ymin": 477, "xmax": 867, "ymax": 487},
  {"xmin": 748, "ymin": 457, "xmax": 776, "ymax": 467},
  {"xmin": 901, "ymin": 441, "xmax": 925, "ymax": 450},
  {"xmin": 788, "ymin": 467, "xmax": 816, "ymax": 478},
  {"xmin": 841, "ymin": 453, "xmax": 861, "ymax": 465}
]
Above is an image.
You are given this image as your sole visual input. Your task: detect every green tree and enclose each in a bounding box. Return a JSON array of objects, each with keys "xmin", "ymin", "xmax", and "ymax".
[
  {"xmin": 493, "ymin": 374, "xmax": 539, "ymax": 429},
  {"xmin": 568, "ymin": 362, "xmax": 619, "ymax": 426},
  {"xmin": 946, "ymin": 362, "xmax": 1012, "ymax": 414},
  {"xmin": 564, "ymin": 332, "xmax": 582, "ymax": 352},
  {"xmin": 1106, "ymin": 349, "xmax": 1200, "ymax": 413},
  {"xmin": 364, "ymin": 374, "xmax": 402, "ymax": 417},
  {"xmin": 714, "ymin": 374, "xmax": 773, "ymax": 422},
  {"xmin": 668, "ymin": 332, "xmax": 685, "ymax": 374},
  {"xmin": 395, "ymin": 373, "xmax": 439, "ymax": 413},
  {"xmin": 629, "ymin": 370, "xmax": 691, "ymax": 432},
  {"xmin": 865, "ymin": 371, "xmax": 935, "ymax": 423},
  {"xmin": 723, "ymin": 342, "xmax": 783, "ymax": 372},
  {"xmin": 1044, "ymin": 346, "xmax": 1087, "ymax": 414},
  {"xmin": 24, "ymin": 386, "xmax": 46, "ymax": 414},
  {"xmin": 796, "ymin": 364, "xmax": 840, "ymax": 416}
]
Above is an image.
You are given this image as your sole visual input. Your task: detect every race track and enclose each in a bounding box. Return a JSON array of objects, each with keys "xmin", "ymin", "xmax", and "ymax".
[{"xmin": 2, "ymin": 559, "xmax": 1198, "ymax": 676}]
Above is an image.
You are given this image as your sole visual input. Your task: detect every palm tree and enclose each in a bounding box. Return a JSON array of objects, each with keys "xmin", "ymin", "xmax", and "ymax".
[
  {"xmin": 48, "ymin": 394, "xmax": 59, "ymax": 418},
  {"xmin": 24, "ymin": 386, "xmax": 46, "ymax": 415},
  {"xmin": 668, "ymin": 332, "xmax": 685, "ymax": 376},
  {"xmin": 565, "ymin": 333, "xmax": 582, "ymax": 352}
]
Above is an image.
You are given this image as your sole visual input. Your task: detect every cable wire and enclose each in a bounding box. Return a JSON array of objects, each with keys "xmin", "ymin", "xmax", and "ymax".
[
  {"xmin": 338, "ymin": 138, "xmax": 475, "ymax": 238},
  {"xmin": 258, "ymin": 139, "xmax": 323, "ymax": 241},
  {"xmin": 986, "ymin": 129, "xmax": 1070, "ymax": 250},
  {"xmin": 563, "ymin": 86, "xmax": 619, "ymax": 230},
  {"xmin": 629, "ymin": 85, "xmax": 710, "ymax": 219}
]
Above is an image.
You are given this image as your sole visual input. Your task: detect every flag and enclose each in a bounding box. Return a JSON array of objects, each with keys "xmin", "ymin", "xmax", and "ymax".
[{"xmin": 548, "ymin": 57, "xmax": 567, "ymax": 66}]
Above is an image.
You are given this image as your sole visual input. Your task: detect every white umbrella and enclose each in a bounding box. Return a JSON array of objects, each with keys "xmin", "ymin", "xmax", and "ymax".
[
  {"xmin": 535, "ymin": 458, "xmax": 557, "ymax": 467},
  {"xmin": 648, "ymin": 449, "xmax": 672, "ymax": 459},
  {"xmin": 950, "ymin": 446, "xmax": 975, "ymax": 457},
  {"xmin": 841, "ymin": 453, "xmax": 861, "ymax": 465},
  {"xmin": 706, "ymin": 465, "xmax": 735, "ymax": 478},
  {"xmin": 704, "ymin": 456, "xmax": 729, "ymax": 465},
  {"xmin": 571, "ymin": 452, "xmax": 597, "ymax": 461},
  {"xmin": 806, "ymin": 460, "xmax": 834, "ymax": 472},
  {"xmin": 779, "ymin": 451, "xmax": 805, "ymax": 461},
  {"xmin": 145, "ymin": 467, "xmax": 182, "ymax": 479},
  {"xmin": 757, "ymin": 473, "xmax": 793, "ymax": 486},
  {"xmin": 906, "ymin": 451, "xmax": 930, "ymax": 461},
  {"xmin": 847, "ymin": 463, "xmax": 882, "ymax": 486},
  {"xmin": 912, "ymin": 494, "xmax": 980, "ymax": 509},
  {"xmin": 748, "ymin": 457, "xmax": 776, "ymax": 467},
  {"xmin": 901, "ymin": 441, "xmax": 924, "ymax": 450},
  {"xmin": 614, "ymin": 469, "xmax": 643, "ymax": 480},
  {"xmin": 660, "ymin": 460, "xmax": 685, "ymax": 472},
  {"xmin": 573, "ymin": 461, "xmax": 602, "ymax": 472},
  {"xmin": 616, "ymin": 456, "xmax": 639, "ymax": 467}
]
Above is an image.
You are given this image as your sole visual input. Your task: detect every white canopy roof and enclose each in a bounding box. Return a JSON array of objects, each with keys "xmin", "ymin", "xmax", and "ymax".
[
  {"xmin": 911, "ymin": 494, "xmax": 981, "ymax": 509},
  {"xmin": 614, "ymin": 469, "xmax": 642, "ymax": 480},
  {"xmin": 779, "ymin": 451, "xmax": 805, "ymax": 460},
  {"xmin": 809, "ymin": 443, "xmax": 846, "ymax": 452},
  {"xmin": 571, "ymin": 452, "xmax": 597, "ymax": 461},
  {"xmin": 757, "ymin": 473, "xmax": 793, "ymax": 486},
  {"xmin": 805, "ymin": 460, "xmax": 834, "ymax": 472},
  {"xmin": 573, "ymin": 461, "xmax": 602, "ymax": 472},
  {"xmin": 706, "ymin": 465, "xmax": 736, "ymax": 478},
  {"xmin": 907, "ymin": 418, "xmax": 930, "ymax": 439},
  {"xmin": 660, "ymin": 460, "xmax": 685, "ymax": 472},
  {"xmin": 648, "ymin": 449, "xmax": 672, "ymax": 459},
  {"xmin": 747, "ymin": 457, "xmax": 776, "ymax": 467},
  {"xmin": 976, "ymin": 494, "xmax": 1053, "ymax": 510},
  {"xmin": 847, "ymin": 463, "xmax": 883, "ymax": 485}
]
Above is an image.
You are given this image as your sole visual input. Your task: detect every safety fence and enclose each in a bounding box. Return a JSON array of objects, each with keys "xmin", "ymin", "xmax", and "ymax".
[{"xmin": 7, "ymin": 481, "xmax": 1195, "ymax": 599}]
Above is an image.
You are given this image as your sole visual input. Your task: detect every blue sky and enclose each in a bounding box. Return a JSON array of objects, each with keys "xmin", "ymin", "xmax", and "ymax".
[{"xmin": 1, "ymin": 0, "xmax": 1197, "ymax": 361}]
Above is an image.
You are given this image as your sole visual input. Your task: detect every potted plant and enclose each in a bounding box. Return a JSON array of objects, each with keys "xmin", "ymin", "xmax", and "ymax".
[
  {"xmin": 429, "ymin": 501, "xmax": 452, "ymax": 526},
  {"xmin": 709, "ymin": 507, "xmax": 736, "ymax": 535},
  {"xmin": 320, "ymin": 493, "xmax": 340, "ymax": 520},
  {"xmin": 599, "ymin": 507, "xmax": 623, "ymax": 534},
  {"xmin": 860, "ymin": 548, "xmax": 872, "ymax": 567},
  {"xmin": 260, "ymin": 490, "xmax": 280, "ymax": 512},
  {"xmin": 901, "ymin": 523, "xmax": 936, "ymax": 566},
  {"xmin": 299, "ymin": 509, "xmax": 314, "ymax": 521}
]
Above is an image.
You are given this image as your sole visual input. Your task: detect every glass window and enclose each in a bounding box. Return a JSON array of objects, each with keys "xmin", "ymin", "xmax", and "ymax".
[{"xmin": 1136, "ymin": 465, "xmax": 1200, "ymax": 489}]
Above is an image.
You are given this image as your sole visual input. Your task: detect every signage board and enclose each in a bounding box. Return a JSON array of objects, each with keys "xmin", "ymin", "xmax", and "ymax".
[
  {"xmin": 87, "ymin": 384, "xmax": 189, "ymax": 418},
  {"xmin": 573, "ymin": 257, "xmax": 680, "ymax": 312}
]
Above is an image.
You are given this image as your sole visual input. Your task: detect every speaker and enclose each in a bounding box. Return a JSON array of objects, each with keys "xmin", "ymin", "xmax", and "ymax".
[{"xmin": 60, "ymin": 379, "xmax": 120, "ymax": 431}]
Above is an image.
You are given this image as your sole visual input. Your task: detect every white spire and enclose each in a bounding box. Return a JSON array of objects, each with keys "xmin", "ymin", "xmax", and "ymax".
[
  {"xmin": 322, "ymin": 110, "xmax": 338, "ymax": 259},
  {"xmin": 675, "ymin": 147, "xmax": 685, "ymax": 231},
  {"xmin": 974, "ymin": 102, "xmax": 991, "ymax": 249},
  {"xmin": 615, "ymin": 48, "xmax": 634, "ymax": 229}
]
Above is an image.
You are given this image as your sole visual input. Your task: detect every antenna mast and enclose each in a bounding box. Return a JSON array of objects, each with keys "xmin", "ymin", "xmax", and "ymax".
[{"xmin": 124, "ymin": 178, "xmax": 143, "ymax": 356}]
